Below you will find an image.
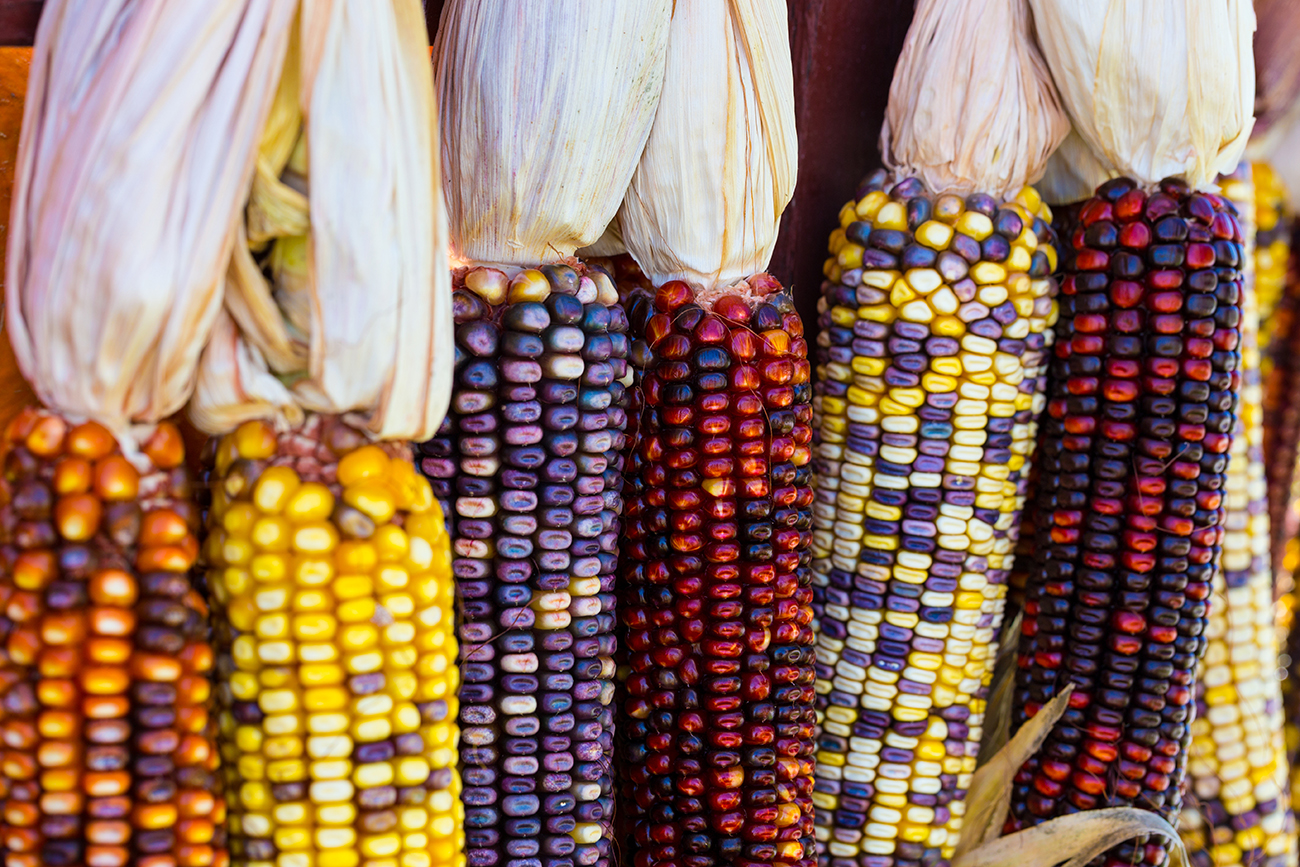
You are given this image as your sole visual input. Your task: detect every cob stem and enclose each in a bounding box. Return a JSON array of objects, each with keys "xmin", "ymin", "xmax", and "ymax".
[
  {"xmin": 416, "ymin": 263, "xmax": 628, "ymax": 867},
  {"xmin": 617, "ymin": 276, "xmax": 817, "ymax": 867},
  {"xmin": 0, "ymin": 408, "xmax": 224, "ymax": 867},
  {"xmin": 204, "ymin": 415, "xmax": 461, "ymax": 867},
  {"xmin": 1009, "ymin": 176, "xmax": 1246, "ymax": 867}
]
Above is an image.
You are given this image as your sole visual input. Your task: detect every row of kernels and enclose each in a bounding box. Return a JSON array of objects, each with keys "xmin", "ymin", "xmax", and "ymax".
[
  {"xmin": 810, "ymin": 173, "xmax": 1059, "ymax": 867},
  {"xmin": 1009, "ymin": 177, "xmax": 1243, "ymax": 867}
]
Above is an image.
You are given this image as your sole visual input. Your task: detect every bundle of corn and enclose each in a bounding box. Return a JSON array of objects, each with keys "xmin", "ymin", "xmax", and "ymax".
[
  {"xmin": 594, "ymin": 3, "xmax": 815, "ymax": 866},
  {"xmin": 0, "ymin": 2, "xmax": 298, "ymax": 865},
  {"xmin": 1176, "ymin": 165, "xmax": 1296, "ymax": 867},
  {"xmin": 189, "ymin": 3, "xmax": 463, "ymax": 866},
  {"xmin": 1007, "ymin": 1, "xmax": 1256, "ymax": 864},
  {"xmin": 805, "ymin": 0, "xmax": 1067, "ymax": 863},
  {"xmin": 423, "ymin": 5, "xmax": 673, "ymax": 866}
]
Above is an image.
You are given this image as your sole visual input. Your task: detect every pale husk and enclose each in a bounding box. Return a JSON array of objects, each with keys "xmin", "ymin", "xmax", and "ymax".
[
  {"xmin": 191, "ymin": 0, "xmax": 454, "ymax": 443},
  {"xmin": 954, "ymin": 682, "xmax": 1189, "ymax": 867},
  {"xmin": 616, "ymin": 0, "xmax": 797, "ymax": 289},
  {"xmin": 880, "ymin": 0, "xmax": 1069, "ymax": 200},
  {"xmin": 955, "ymin": 684, "xmax": 1073, "ymax": 857},
  {"xmin": 954, "ymin": 810, "xmax": 1188, "ymax": 867},
  {"xmin": 1030, "ymin": 0, "xmax": 1255, "ymax": 200},
  {"xmin": 433, "ymin": 0, "xmax": 673, "ymax": 268},
  {"xmin": 5, "ymin": 0, "xmax": 296, "ymax": 444}
]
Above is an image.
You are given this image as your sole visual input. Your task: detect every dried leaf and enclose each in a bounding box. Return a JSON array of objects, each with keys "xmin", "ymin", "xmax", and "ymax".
[
  {"xmin": 617, "ymin": 0, "xmax": 797, "ymax": 289},
  {"xmin": 881, "ymin": 0, "xmax": 1069, "ymax": 200},
  {"xmin": 1029, "ymin": 0, "xmax": 1255, "ymax": 200},
  {"xmin": 953, "ymin": 808, "xmax": 1188, "ymax": 867},
  {"xmin": 433, "ymin": 0, "xmax": 673, "ymax": 267},
  {"xmin": 954, "ymin": 683, "xmax": 1073, "ymax": 856},
  {"xmin": 973, "ymin": 608, "xmax": 1021, "ymax": 772},
  {"xmin": 6, "ymin": 0, "xmax": 296, "ymax": 442},
  {"xmin": 192, "ymin": 0, "xmax": 455, "ymax": 442}
]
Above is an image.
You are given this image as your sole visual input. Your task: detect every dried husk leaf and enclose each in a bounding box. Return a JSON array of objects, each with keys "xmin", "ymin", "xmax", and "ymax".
[
  {"xmin": 954, "ymin": 684, "xmax": 1073, "ymax": 857},
  {"xmin": 6, "ymin": 0, "xmax": 296, "ymax": 445},
  {"xmin": 192, "ymin": 0, "xmax": 454, "ymax": 443},
  {"xmin": 1029, "ymin": 0, "xmax": 1255, "ymax": 200},
  {"xmin": 433, "ymin": 0, "xmax": 673, "ymax": 267},
  {"xmin": 578, "ymin": 218, "xmax": 628, "ymax": 258},
  {"xmin": 973, "ymin": 609, "xmax": 1021, "ymax": 771},
  {"xmin": 880, "ymin": 0, "xmax": 1069, "ymax": 200},
  {"xmin": 617, "ymin": 0, "xmax": 797, "ymax": 289},
  {"xmin": 954, "ymin": 809, "xmax": 1188, "ymax": 867}
]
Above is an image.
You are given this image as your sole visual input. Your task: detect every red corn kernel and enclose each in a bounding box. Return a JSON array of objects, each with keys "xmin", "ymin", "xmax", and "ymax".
[
  {"xmin": 1146, "ymin": 269, "xmax": 1184, "ymax": 289},
  {"xmin": 1152, "ymin": 314, "xmax": 1185, "ymax": 333},
  {"xmin": 1109, "ymin": 280, "xmax": 1144, "ymax": 307},
  {"xmin": 1075, "ymin": 249, "xmax": 1109, "ymax": 271},
  {"xmin": 1079, "ymin": 199, "xmax": 1114, "ymax": 225}
]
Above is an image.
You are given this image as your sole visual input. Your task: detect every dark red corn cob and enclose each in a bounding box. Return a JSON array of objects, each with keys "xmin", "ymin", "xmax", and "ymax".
[
  {"xmin": 416, "ymin": 263, "xmax": 628, "ymax": 867},
  {"xmin": 1008, "ymin": 176, "xmax": 1245, "ymax": 866},
  {"xmin": 618, "ymin": 277, "xmax": 817, "ymax": 867}
]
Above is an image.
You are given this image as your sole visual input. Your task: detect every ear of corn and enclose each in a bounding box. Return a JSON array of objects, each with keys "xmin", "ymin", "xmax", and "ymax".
[
  {"xmin": 415, "ymin": 263, "xmax": 628, "ymax": 867},
  {"xmin": 1177, "ymin": 166, "xmax": 1297, "ymax": 867},
  {"xmin": 0, "ymin": 410, "xmax": 224, "ymax": 867},
  {"xmin": 1008, "ymin": 176, "xmax": 1245, "ymax": 867},
  {"xmin": 618, "ymin": 276, "xmax": 817, "ymax": 867},
  {"xmin": 809, "ymin": 171, "xmax": 1058, "ymax": 864},
  {"xmin": 204, "ymin": 416, "xmax": 460, "ymax": 867}
]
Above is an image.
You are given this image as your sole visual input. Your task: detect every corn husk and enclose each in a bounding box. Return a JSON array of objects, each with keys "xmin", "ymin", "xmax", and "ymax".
[
  {"xmin": 880, "ymin": 0, "xmax": 1069, "ymax": 200},
  {"xmin": 1032, "ymin": 0, "xmax": 1255, "ymax": 201},
  {"xmin": 5, "ymin": 0, "xmax": 295, "ymax": 446},
  {"xmin": 952, "ymin": 683, "xmax": 1188, "ymax": 866},
  {"xmin": 191, "ymin": 0, "xmax": 453, "ymax": 443},
  {"xmin": 616, "ymin": 0, "xmax": 796, "ymax": 289},
  {"xmin": 433, "ymin": 0, "xmax": 673, "ymax": 267}
]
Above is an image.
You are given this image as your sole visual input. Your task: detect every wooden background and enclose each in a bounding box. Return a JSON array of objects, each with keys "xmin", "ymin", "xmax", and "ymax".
[{"xmin": 0, "ymin": 0, "xmax": 916, "ymax": 443}]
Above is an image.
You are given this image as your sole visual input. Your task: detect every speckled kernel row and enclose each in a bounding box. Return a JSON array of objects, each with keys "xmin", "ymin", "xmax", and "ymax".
[
  {"xmin": 0, "ymin": 409, "xmax": 224, "ymax": 867},
  {"xmin": 204, "ymin": 415, "xmax": 461, "ymax": 867},
  {"xmin": 416, "ymin": 263, "xmax": 627, "ymax": 867},
  {"xmin": 1009, "ymin": 176, "xmax": 1245, "ymax": 867},
  {"xmin": 808, "ymin": 170, "xmax": 1058, "ymax": 867}
]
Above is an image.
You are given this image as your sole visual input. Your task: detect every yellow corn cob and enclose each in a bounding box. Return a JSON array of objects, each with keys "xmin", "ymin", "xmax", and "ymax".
[
  {"xmin": 1178, "ymin": 167, "xmax": 1297, "ymax": 867},
  {"xmin": 205, "ymin": 416, "xmax": 462, "ymax": 867}
]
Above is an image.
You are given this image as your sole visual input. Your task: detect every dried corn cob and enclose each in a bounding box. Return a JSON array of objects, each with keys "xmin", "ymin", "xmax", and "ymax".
[
  {"xmin": 415, "ymin": 263, "xmax": 628, "ymax": 867},
  {"xmin": 617, "ymin": 277, "xmax": 816, "ymax": 867},
  {"xmin": 1177, "ymin": 167, "xmax": 1296, "ymax": 867},
  {"xmin": 204, "ymin": 416, "xmax": 460, "ymax": 867},
  {"xmin": 809, "ymin": 171, "xmax": 1058, "ymax": 865},
  {"xmin": 0, "ymin": 409, "xmax": 224, "ymax": 867},
  {"xmin": 1008, "ymin": 176, "xmax": 1245, "ymax": 867}
]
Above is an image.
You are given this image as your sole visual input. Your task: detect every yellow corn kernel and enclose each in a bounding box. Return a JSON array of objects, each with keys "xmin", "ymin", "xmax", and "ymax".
[{"xmin": 337, "ymin": 446, "xmax": 390, "ymax": 486}]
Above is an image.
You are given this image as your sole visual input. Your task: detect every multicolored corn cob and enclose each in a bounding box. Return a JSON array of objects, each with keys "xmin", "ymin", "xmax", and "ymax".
[
  {"xmin": 1177, "ymin": 167, "xmax": 1296, "ymax": 867},
  {"xmin": 617, "ymin": 277, "xmax": 817, "ymax": 867},
  {"xmin": 204, "ymin": 415, "xmax": 461, "ymax": 867},
  {"xmin": 0, "ymin": 409, "xmax": 224, "ymax": 867},
  {"xmin": 415, "ymin": 262, "xmax": 627, "ymax": 867},
  {"xmin": 1008, "ymin": 176, "xmax": 1246, "ymax": 867},
  {"xmin": 808, "ymin": 170, "xmax": 1058, "ymax": 865}
]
